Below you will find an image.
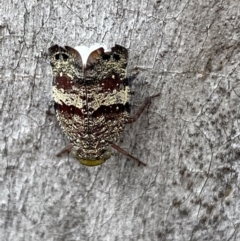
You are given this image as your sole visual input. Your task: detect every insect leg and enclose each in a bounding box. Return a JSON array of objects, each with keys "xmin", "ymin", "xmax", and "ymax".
[
  {"xmin": 127, "ymin": 93, "xmax": 160, "ymax": 124},
  {"xmin": 111, "ymin": 143, "xmax": 146, "ymax": 166},
  {"xmin": 56, "ymin": 144, "xmax": 74, "ymax": 157}
]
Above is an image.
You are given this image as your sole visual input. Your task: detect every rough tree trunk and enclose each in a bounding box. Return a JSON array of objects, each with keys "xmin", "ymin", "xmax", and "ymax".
[{"xmin": 1, "ymin": 1, "xmax": 240, "ymax": 240}]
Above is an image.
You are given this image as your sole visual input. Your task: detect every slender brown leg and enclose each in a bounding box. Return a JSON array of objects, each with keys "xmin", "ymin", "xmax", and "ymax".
[
  {"xmin": 111, "ymin": 143, "xmax": 146, "ymax": 166},
  {"xmin": 56, "ymin": 144, "xmax": 73, "ymax": 157},
  {"xmin": 127, "ymin": 93, "xmax": 160, "ymax": 124}
]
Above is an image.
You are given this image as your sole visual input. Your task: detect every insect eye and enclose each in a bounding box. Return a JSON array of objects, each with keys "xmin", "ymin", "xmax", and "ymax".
[{"xmin": 113, "ymin": 53, "xmax": 120, "ymax": 61}]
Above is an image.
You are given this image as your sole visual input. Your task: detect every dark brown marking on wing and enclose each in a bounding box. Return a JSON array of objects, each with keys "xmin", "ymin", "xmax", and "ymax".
[
  {"xmin": 55, "ymin": 75, "xmax": 73, "ymax": 89},
  {"xmin": 99, "ymin": 76, "xmax": 128, "ymax": 92},
  {"xmin": 55, "ymin": 103, "xmax": 84, "ymax": 117},
  {"xmin": 91, "ymin": 104, "xmax": 127, "ymax": 119}
]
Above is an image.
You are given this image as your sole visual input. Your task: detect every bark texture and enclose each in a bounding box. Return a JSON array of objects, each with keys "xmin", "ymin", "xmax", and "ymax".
[{"xmin": 1, "ymin": 0, "xmax": 240, "ymax": 240}]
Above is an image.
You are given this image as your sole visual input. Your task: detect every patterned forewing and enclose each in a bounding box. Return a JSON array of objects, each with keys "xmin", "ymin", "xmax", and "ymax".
[
  {"xmin": 49, "ymin": 45, "xmax": 86, "ymax": 145},
  {"xmin": 79, "ymin": 45, "xmax": 130, "ymax": 158}
]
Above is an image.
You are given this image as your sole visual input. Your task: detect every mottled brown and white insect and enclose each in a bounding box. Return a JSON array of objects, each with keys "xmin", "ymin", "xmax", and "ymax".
[{"xmin": 49, "ymin": 44, "xmax": 158, "ymax": 166}]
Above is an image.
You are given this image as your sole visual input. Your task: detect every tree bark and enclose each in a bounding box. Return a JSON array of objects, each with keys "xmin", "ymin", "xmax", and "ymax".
[{"xmin": 1, "ymin": 0, "xmax": 240, "ymax": 240}]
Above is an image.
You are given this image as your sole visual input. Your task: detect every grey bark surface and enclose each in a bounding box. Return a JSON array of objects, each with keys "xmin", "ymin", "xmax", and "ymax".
[{"xmin": 1, "ymin": 1, "xmax": 240, "ymax": 240}]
